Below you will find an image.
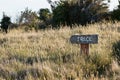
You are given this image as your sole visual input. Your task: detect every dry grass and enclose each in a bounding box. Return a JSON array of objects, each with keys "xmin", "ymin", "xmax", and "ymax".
[{"xmin": 0, "ymin": 21, "xmax": 120, "ymax": 80}]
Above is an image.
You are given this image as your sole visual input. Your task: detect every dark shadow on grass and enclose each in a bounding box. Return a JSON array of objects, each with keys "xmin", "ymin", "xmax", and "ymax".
[
  {"xmin": 7, "ymin": 53, "xmax": 75, "ymax": 65},
  {"xmin": 112, "ymin": 40, "xmax": 120, "ymax": 64}
]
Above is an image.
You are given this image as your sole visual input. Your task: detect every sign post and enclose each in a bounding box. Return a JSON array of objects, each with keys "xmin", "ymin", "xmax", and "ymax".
[
  {"xmin": 80, "ymin": 44, "xmax": 89, "ymax": 55},
  {"xmin": 70, "ymin": 34, "xmax": 98, "ymax": 55}
]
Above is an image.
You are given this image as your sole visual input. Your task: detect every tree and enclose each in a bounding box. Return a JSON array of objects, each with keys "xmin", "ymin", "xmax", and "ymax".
[
  {"xmin": 47, "ymin": 0, "xmax": 109, "ymax": 27},
  {"xmin": 52, "ymin": 1, "xmax": 70, "ymax": 27},
  {"xmin": 0, "ymin": 13, "xmax": 11, "ymax": 33},
  {"xmin": 38, "ymin": 8, "xmax": 52, "ymax": 29},
  {"xmin": 19, "ymin": 8, "xmax": 39, "ymax": 31},
  {"xmin": 111, "ymin": 0, "xmax": 120, "ymax": 21},
  {"xmin": 70, "ymin": 0, "xmax": 109, "ymax": 23},
  {"xmin": 38, "ymin": 8, "xmax": 51, "ymax": 22}
]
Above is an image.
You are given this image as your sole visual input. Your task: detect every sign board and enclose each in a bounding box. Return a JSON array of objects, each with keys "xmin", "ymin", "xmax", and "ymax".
[
  {"xmin": 70, "ymin": 34, "xmax": 98, "ymax": 44},
  {"xmin": 70, "ymin": 34, "xmax": 98, "ymax": 55}
]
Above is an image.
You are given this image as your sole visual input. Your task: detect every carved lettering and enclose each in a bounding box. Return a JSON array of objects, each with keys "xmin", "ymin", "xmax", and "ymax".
[{"xmin": 70, "ymin": 34, "xmax": 98, "ymax": 44}]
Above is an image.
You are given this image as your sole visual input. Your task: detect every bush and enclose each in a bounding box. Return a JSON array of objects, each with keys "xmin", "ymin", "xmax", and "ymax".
[
  {"xmin": 111, "ymin": 2, "xmax": 120, "ymax": 21},
  {"xmin": 111, "ymin": 9, "xmax": 120, "ymax": 21},
  {"xmin": 81, "ymin": 53, "xmax": 111, "ymax": 78},
  {"xmin": 112, "ymin": 41, "xmax": 120, "ymax": 64}
]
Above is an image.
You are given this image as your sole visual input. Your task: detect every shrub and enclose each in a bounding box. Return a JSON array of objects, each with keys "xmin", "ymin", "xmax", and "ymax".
[{"xmin": 112, "ymin": 41, "xmax": 120, "ymax": 64}]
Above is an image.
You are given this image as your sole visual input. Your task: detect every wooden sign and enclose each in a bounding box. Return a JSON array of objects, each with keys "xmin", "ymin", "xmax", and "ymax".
[
  {"xmin": 70, "ymin": 34, "xmax": 98, "ymax": 55},
  {"xmin": 70, "ymin": 34, "xmax": 98, "ymax": 44}
]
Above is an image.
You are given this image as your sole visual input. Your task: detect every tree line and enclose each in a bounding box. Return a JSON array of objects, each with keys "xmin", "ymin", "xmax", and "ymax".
[{"xmin": 0, "ymin": 0, "xmax": 120, "ymax": 33}]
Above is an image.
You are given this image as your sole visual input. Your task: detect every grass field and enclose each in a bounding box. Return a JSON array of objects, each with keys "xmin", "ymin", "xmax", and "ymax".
[{"xmin": 0, "ymin": 21, "xmax": 120, "ymax": 80}]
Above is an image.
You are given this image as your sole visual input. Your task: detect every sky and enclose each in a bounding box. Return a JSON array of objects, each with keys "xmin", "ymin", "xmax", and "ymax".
[{"xmin": 0, "ymin": 0, "xmax": 119, "ymax": 22}]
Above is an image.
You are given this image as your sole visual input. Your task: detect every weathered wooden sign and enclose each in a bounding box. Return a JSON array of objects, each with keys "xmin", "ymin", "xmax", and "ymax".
[
  {"xmin": 70, "ymin": 34, "xmax": 98, "ymax": 44},
  {"xmin": 70, "ymin": 34, "xmax": 98, "ymax": 55}
]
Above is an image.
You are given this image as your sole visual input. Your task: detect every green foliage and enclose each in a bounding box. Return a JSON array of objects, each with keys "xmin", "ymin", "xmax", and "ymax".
[
  {"xmin": 38, "ymin": 8, "xmax": 52, "ymax": 29},
  {"xmin": 50, "ymin": 0, "xmax": 109, "ymax": 27},
  {"xmin": 1, "ymin": 16, "xmax": 11, "ymax": 26},
  {"xmin": 112, "ymin": 41, "xmax": 120, "ymax": 64},
  {"xmin": 0, "ymin": 14, "xmax": 11, "ymax": 33},
  {"xmin": 111, "ymin": 2, "xmax": 120, "ymax": 21},
  {"xmin": 111, "ymin": 9, "xmax": 120, "ymax": 20},
  {"xmin": 52, "ymin": 1, "xmax": 70, "ymax": 27},
  {"xmin": 19, "ymin": 8, "xmax": 39, "ymax": 31},
  {"xmin": 38, "ymin": 8, "xmax": 51, "ymax": 22}
]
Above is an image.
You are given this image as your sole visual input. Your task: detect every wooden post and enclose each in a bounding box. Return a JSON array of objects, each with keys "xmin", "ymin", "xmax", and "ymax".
[{"xmin": 80, "ymin": 44, "xmax": 89, "ymax": 55}]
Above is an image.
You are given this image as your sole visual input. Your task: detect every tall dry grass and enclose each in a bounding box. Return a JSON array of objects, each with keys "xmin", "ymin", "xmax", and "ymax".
[{"xmin": 0, "ymin": 21, "xmax": 120, "ymax": 80}]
